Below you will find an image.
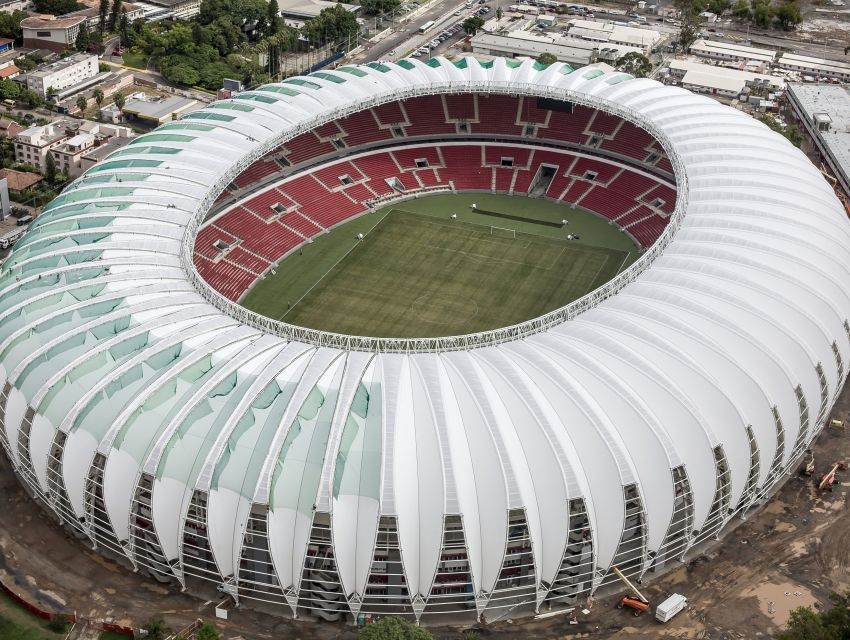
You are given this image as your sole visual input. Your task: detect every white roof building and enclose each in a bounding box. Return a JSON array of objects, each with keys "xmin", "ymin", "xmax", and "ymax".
[
  {"xmin": 23, "ymin": 52, "xmax": 98, "ymax": 97},
  {"xmin": 668, "ymin": 59, "xmax": 784, "ymax": 97},
  {"xmin": 778, "ymin": 52, "xmax": 850, "ymax": 82},
  {"xmin": 787, "ymin": 82, "xmax": 850, "ymax": 198},
  {"xmin": 689, "ymin": 39, "xmax": 776, "ymax": 66},
  {"xmin": 472, "ymin": 31, "xmax": 643, "ymax": 65},
  {"xmin": 0, "ymin": 57, "xmax": 849, "ymax": 625},
  {"xmin": 565, "ymin": 18, "xmax": 662, "ymax": 52}
]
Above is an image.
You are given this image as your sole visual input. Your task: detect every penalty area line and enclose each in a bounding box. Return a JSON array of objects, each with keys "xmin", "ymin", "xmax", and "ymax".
[{"xmin": 276, "ymin": 208, "xmax": 393, "ymax": 321}]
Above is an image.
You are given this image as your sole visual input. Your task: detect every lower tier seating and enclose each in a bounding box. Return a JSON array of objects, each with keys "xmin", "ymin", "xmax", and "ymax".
[{"xmin": 195, "ymin": 142, "xmax": 676, "ymax": 301}]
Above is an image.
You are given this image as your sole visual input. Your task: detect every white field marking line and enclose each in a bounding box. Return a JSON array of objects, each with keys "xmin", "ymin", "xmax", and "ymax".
[
  {"xmin": 277, "ymin": 209, "xmax": 393, "ymax": 321},
  {"xmin": 291, "ymin": 285, "xmax": 481, "ymax": 327},
  {"xmin": 399, "ymin": 214, "xmax": 540, "ymax": 248},
  {"xmin": 416, "ymin": 242, "xmax": 551, "ymax": 271},
  {"xmin": 582, "ymin": 254, "xmax": 611, "ymax": 297},
  {"xmin": 615, "ymin": 251, "xmax": 631, "ymax": 275}
]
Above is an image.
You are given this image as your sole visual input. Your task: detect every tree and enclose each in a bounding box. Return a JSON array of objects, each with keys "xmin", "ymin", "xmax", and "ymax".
[
  {"xmin": 112, "ymin": 91, "xmax": 125, "ymax": 110},
  {"xmin": 358, "ymin": 617, "xmax": 433, "ymax": 640},
  {"xmin": 775, "ymin": 0, "xmax": 801, "ymax": 29},
  {"xmin": 0, "ymin": 78, "xmax": 21, "ymax": 101},
  {"xmin": 195, "ymin": 622, "xmax": 220, "ymax": 640},
  {"xmin": 793, "ymin": 608, "xmax": 840, "ymax": 640},
  {"xmin": 44, "ymin": 152, "xmax": 57, "ymax": 183},
  {"xmin": 706, "ymin": 0, "xmax": 728, "ymax": 15},
  {"xmin": 462, "ymin": 15, "xmax": 484, "ymax": 35},
  {"xmin": 20, "ymin": 89, "xmax": 44, "ymax": 108},
  {"xmin": 142, "ymin": 618, "xmax": 169, "ymax": 640},
  {"xmin": 76, "ymin": 94, "xmax": 88, "ymax": 113},
  {"xmin": 495, "ymin": 6, "xmax": 502, "ymax": 19},
  {"xmin": 615, "ymin": 51, "xmax": 652, "ymax": 77},
  {"xmin": 32, "ymin": 0, "xmax": 83, "ymax": 14},
  {"xmin": 760, "ymin": 114, "xmax": 803, "ymax": 147},
  {"xmin": 109, "ymin": 0, "xmax": 123, "ymax": 32},
  {"xmin": 93, "ymin": 86, "xmax": 104, "ymax": 107},
  {"xmin": 672, "ymin": 0, "xmax": 706, "ymax": 50},
  {"xmin": 15, "ymin": 56, "xmax": 37, "ymax": 72},
  {"xmin": 119, "ymin": 13, "xmax": 130, "ymax": 46},
  {"xmin": 535, "ymin": 52, "xmax": 557, "ymax": 65},
  {"xmin": 731, "ymin": 0, "xmax": 750, "ymax": 21},
  {"xmin": 266, "ymin": 0, "xmax": 280, "ymax": 35},
  {"xmin": 776, "ymin": 606, "xmax": 841, "ymax": 640},
  {"xmin": 0, "ymin": 9, "xmax": 27, "ymax": 42},
  {"xmin": 359, "ymin": 0, "xmax": 400, "ymax": 15},
  {"xmin": 99, "ymin": 0, "xmax": 109, "ymax": 33},
  {"xmin": 750, "ymin": 0, "xmax": 773, "ymax": 27},
  {"xmin": 677, "ymin": 22, "xmax": 699, "ymax": 50},
  {"xmin": 301, "ymin": 4, "xmax": 359, "ymax": 44},
  {"xmin": 75, "ymin": 22, "xmax": 91, "ymax": 51}
]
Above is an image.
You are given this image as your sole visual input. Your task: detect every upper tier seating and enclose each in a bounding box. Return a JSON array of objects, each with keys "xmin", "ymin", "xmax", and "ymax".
[
  {"xmin": 402, "ymin": 95, "xmax": 455, "ymax": 137},
  {"xmin": 444, "ymin": 93, "xmax": 476, "ymax": 121},
  {"xmin": 338, "ymin": 110, "xmax": 393, "ymax": 147},
  {"xmin": 373, "ymin": 102, "xmax": 406, "ymax": 125},
  {"xmin": 232, "ymin": 160, "xmax": 279, "ymax": 189},
  {"xmin": 228, "ymin": 95, "xmax": 674, "ymax": 193},
  {"xmin": 472, "ymin": 95, "xmax": 524, "ymax": 136},
  {"xmin": 517, "ymin": 96, "xmax": 550, "ymax": 125}
]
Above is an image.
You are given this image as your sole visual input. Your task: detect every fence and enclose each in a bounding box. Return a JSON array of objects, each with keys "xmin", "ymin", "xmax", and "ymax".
[
  {"xmin": 0, "ymin": 576, "xmax": 136, "ymax": 637},
  {"xmin": 0, "ymin": 577, "xmax": 75, "ymax": 623}
]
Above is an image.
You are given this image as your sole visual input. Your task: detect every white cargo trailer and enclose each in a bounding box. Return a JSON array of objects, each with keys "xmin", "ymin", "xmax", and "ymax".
[{"xmin": 655, "ymin": 593, "xmax": 687, "ymax": 623}]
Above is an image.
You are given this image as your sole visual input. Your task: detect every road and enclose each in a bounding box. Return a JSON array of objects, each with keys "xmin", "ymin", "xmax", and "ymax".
[{"xmin": 352, "ymin": 0, "xmax": 488, "ymax": 62}]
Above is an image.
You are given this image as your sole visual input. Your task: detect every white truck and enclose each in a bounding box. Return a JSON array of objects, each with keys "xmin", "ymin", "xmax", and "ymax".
[
  {"xmin": 0, "ymin": 227, "xmax": 25, "ymax": 250},
  {"xmin": 655, "ymin": 593, "xmax": 687, "ymax": 623}
]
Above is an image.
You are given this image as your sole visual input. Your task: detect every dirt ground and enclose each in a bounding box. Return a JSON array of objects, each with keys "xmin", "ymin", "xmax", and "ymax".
[{"xmin": 0, "ymin": 383, "xmax": 848, "ymax": 640}]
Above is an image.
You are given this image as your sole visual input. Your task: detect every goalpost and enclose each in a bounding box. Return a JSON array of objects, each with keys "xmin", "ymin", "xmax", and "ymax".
[{"xmin": 489, "ymin": 226, "xmax": 516, "ymax": 239}]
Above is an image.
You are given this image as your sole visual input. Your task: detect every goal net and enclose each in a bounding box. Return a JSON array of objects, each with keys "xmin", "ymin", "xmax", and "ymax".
[{"xmin": 489, "ymin": 226, "xmax": 516, "ymax": 239}]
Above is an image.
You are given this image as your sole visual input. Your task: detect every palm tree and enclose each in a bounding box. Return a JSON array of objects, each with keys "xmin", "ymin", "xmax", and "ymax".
[
  {"xmin": 76, "ymin": 95, "xmax": 88, "ymax": 114},
  {"xmin": 93, "ymin": 87, "xmax": 104, "ymax": 107},
  {"xmin": 112, "ymin": 91, "xmax": 125, "ymax": 111}
]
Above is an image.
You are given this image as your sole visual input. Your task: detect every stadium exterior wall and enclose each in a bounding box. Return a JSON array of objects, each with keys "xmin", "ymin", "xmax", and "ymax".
[{"xmin": 0, "ymin": 57, "xmax": 849, "ymax": 623}]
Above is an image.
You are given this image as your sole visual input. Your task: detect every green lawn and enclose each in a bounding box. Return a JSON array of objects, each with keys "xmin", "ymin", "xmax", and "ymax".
[
  {"xmin": 0, "ymin": 592, "xmax": 66, "ymax": 640},
  {"xmin": 120, "ymin": 48, "xmax": 149, "ymax": 70},
  {"xmin": 241, "ymin": 194, "xmax": 636, "ymax": 338}
]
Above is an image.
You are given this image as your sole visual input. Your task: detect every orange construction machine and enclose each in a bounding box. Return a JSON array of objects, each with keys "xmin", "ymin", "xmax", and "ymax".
[
  {"xmin": 612, "ymin": 566, "xmax": 651, "ymax": 616},
  {"xmin": 819, "ymin": 461, "xmax": 848, "ymax": 492}
]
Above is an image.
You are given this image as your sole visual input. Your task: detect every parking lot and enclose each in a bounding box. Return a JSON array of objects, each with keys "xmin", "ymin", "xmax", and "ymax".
[{"xmin": 408, "ymin": 0, "xmax": 492, "ymax": 58}]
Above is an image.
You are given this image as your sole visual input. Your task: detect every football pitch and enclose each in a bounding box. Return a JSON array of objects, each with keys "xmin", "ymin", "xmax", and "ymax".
[{"xmin": 240, "ymin": 193, "xmax": 637, "ymax": 338}]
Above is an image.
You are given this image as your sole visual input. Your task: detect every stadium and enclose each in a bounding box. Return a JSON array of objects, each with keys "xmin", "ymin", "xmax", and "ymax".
[{"xmin": 1, "ymin": 56, "xmax": 849, "ymax": 625}]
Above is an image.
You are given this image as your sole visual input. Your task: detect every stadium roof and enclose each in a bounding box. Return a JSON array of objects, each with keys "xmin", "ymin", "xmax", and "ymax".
[{"xmin": 1, "ymin": 56, "xmax": 849, "ymax": 621}]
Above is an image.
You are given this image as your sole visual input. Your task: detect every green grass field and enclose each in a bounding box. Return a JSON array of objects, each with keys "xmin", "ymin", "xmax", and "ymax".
[
  {"xmin": 241, "ymin": 193, "xmax": 637, "ymax": 338},
  {"xmin": 0, "ymin": 592, "xmax": 66, "ymax": 640}
]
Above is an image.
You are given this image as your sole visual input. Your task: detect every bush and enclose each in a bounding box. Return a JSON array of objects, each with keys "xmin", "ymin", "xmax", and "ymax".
[
  {"xmin": 359, "ymin": 617, "xmax": 433, "ymax": 640},
  {"xmin": 196, "ymin": 622, "xmax": 220, "ymax": 640},
  {"xmin": 46, "ymin": 618, "xmax": 70, "ymax": 633}
]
